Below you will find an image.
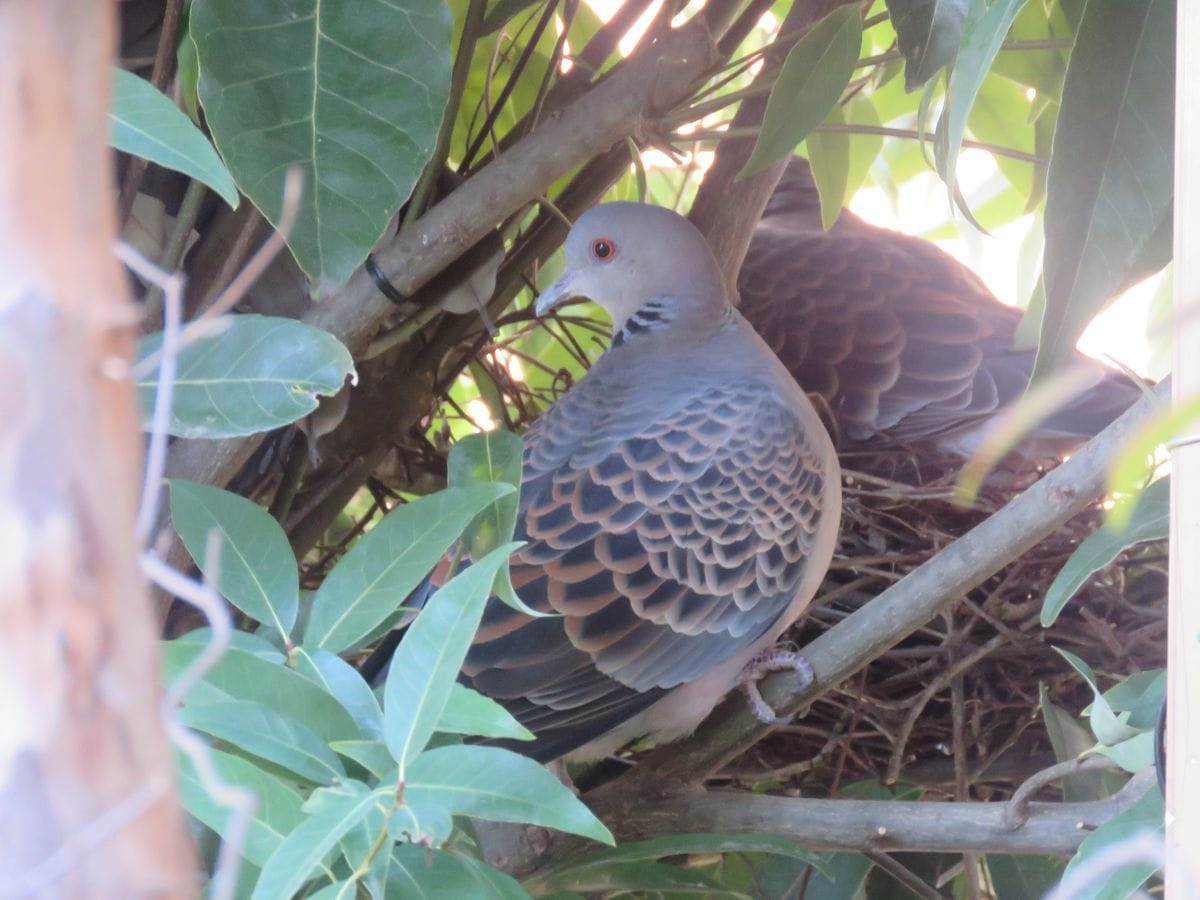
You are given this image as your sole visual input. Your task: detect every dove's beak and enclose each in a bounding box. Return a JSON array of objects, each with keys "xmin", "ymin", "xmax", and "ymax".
[{"xmin": 535, "ymin": 270, "xmax": 579, "ymax": 316}]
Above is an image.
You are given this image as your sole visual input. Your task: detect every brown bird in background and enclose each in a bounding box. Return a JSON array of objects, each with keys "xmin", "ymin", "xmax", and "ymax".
[{"xmin": 737, "ymin": 160, "xmax": 1142, "ymax": 458}]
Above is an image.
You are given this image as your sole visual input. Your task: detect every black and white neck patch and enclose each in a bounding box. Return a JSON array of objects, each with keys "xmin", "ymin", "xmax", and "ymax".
[{"xmin": 613, "ymin": 298, "xmax": 678, "ymax": 346}]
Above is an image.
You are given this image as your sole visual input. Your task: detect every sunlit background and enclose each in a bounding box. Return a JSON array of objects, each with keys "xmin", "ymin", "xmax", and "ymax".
[{"xmin": 579, "ymin": 0, "xmax": 1168, "ymax": 382}]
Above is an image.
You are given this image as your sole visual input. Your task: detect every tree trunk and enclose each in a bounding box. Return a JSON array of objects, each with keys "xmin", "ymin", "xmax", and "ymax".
[{"xmin": 0, "ymin": 1, "xmax": 196, "ymax": 895}]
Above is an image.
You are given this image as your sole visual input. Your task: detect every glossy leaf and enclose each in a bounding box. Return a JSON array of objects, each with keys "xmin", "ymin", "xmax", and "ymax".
[
  {"xmin": 538, "ymin": 862, "xmax": 737, "ymax": 895},
  {"xmin": 740, "ymin": 6, "xmax": 863, "ymax": 177},
  {"xmin": 885, "ymin": 0, "xmax": 967, "ymax": 90},
  {"xmin": 548, "ymin": 833, "xmax": 829, "ymax": 875},
  {"xmin": 137, "ymin": 315, "xmax": 354, "ymax": 439},
  {"xmin": 176, "ymin": 747, "xmax": 305, "ymax": 868},
  {"xmin": 294, "ymin": 648, "xmax": 384, "ymax": 740},
  {"xmin": 1058, "ymin": 786, "xmax": 1163, "ymax": 899},
  {"xmin": 110, "ymin": 67, "xmax": 238, "ymax": 207},
  {"xmin": 190, "ymin": 0, "xmax": 452, "ymax": 290},
  {"xmin": 1037, "ymin": 0, "xmax": 1175, "ymax": 377},
  {"xmin": 447, "ymin": 430, "xmax": 545, "ymax": 616},
  {"xmin": 437, "ymin": 683, "xmax": 534, "ymax": 741},
  {"xmin": 163, "ymin": 634, "xmax": 360, "ymax": 742},
  {"xmin": 987, "ymin": 855, "xmax": 1066, "ymax": 900},
  {"xmin": 806, "ymin": 95, "xmax": 884, "ymax": 229},
  {"xmin": 1042, "ymin": 478, "xmax": 1168, "ymax": 625},
  {"xmin": 1105, "ymin": 669, "xmax": 1165, "ymax": 731},
  {"xmin": 303, "ymin": 483, "xmax": 512, "ymax": 653},
  {"xmin": 330, "ymin": 740, "xmax": 394, "ymax": 779},
  {"xmin": 1041, "ymin": 685, "xmax": 1112, "ymax": 802},
  {"xmin": 383, "ymin": 543, "xmax": 519, "ymax": 773},
  {"xmin": 935, "ymin": 0, "xmax": 1027, "ymax": 196},
  {"xmin": 180, "ymin": 699, "xmax": 346, "ymax": 785},
  {"xmin": 1098, "ymin": 731, "xmax": 1155, "ymax": 773},
  {"xmin": 252, "ymin": 782, "xmax": 386, "ymax": 900},
  {"xmin": 1055, "ymin": 649, "xmax": 1140, "ymax": 746},
  {"xmin": 405, "ymin": 745, "xmax": 613, "ymax": 844},
  {"xmin": 168, "ymin": 479, "xmax": 298, "ymax": 639}
]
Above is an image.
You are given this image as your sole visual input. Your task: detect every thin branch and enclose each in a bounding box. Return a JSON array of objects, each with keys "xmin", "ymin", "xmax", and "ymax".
[
  {"xmin": 1004, "ymin": 756, "xmax": 1125, "ymax": 830},
  {"xmin": 682, "ymin": 123, "xmax": 1047, "ymax": 165},
  {"xmin": 519, "ymin": 772, "xmax": 1157, "ymax": 882}
]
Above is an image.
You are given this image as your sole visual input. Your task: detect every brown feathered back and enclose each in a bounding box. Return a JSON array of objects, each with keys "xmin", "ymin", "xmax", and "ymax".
[{"xmin": 739, "ymin": 160, "xmax": 1141, "ymax": 456}]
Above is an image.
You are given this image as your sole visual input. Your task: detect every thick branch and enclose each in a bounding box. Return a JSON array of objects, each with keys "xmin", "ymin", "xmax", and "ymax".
[{"xmin": 613, "ymin": 772, "xmax": 1156, "ymax": 858}]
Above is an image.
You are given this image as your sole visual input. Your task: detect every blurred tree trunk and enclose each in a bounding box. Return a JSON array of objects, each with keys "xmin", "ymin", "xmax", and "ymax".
[{"xmin": 0, "ymin": 1, "xmax": 196, "ymax": 895}]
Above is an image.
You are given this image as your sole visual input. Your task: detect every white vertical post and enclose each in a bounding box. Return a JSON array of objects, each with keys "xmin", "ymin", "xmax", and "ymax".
[{"xmin": 1167, "ymin": 0, "xmax": 1200, "ymax": 892}]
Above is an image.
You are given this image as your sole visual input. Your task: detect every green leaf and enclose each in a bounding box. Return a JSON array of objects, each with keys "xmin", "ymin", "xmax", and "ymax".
[
  {"xmin": 1040, "ymin": 684, "xmax": 1112, "ymax": 801},
  {"xmin": 539, "ymin": 862, "xmax": 738, "ymax": 895},
  {"xmin": 168, "ymin": 480, "xmax": 298, "ymax": 639},
  {"xmin": 176, "ymin": 33, "xmax": 202, "ymax": 124},
  {"xmin": 1097, "ymin": 731, "xmax": 1155, "ymax": 773},
  {"xmin": 405, "ymin": 745, "xmax": 613, "ymax": 844},
  {"xmin": 935, "ymin": 0, "xmax": 1027, "ymax": 197},
  {"xmin": 987, "ymin": 855, "xmax": 1066, "ymax": 900},
  {"xmin": 163, "ymin": 634, "xmax": 360, "ymax": 742},
  {"xmin": 304, "ymin": 881, "xmax": 359, "ymax": 900},
  {"xmin": 1105, "ymin": 669, "xmax": 1165, "ymax": 731},
  {"xmin": 252, "ymin": 782, "xmax": 387, "ymax": 900},
  {"xmin": 740, "ymin": 6, "xmax": 863, "ymax": 177},
  {"xmin": 1042, "ymin": 478, "xmax": 1168, "ymax": 625},
  {"xmin": 180, "ymin": 699, "xmax": 346, "ymax": 785},
  {"xmin": 137, "ymin": 315, "xmax": 354, "ymax": 439},
  {"xmin": 437, "ymin": 683, "xmax": 534, "ymax": 741},
  {"xmin": 190, "ymin": 0, "xmax": 453, "ymax": 291},
  {"xmin": 447, "ymin": 432, "xmax": 524, "ymax": 556},
  {"xmin": 176, "ymin": 747, "xmax": 305, "ymax": 868},
  {"xmin": 330, "ymin": 739, "xmax": 395, "ymax": 779},
  {"xmin": 1055, "ymin": 649, "xmax": 1140, "ymax": 746},
  {"xmin": 885, "ymin": 0, "xmax": 967, "ymax": 90},
  {"xmin": 294, "ymin": 648, "xmax": 385, "ymax": 740},
  {"xmin": 383, "ymin": 543, "xmax": 520, "ymax": 773},
  {"xmin": 764, "ymin": 851, "xmax": 870, "ymax": 899},
  {"xmin": 447, "ymin": 431, "xmax": 546, "ymax": 617},
  {"xmin": 303, "ymin": 483, "xmax": 513, "ymax": 653},
  {"xmin": 389, "ymin": 845, "xmax": 531, "ymax": 898},
  {"xmin": 1059, "ymin": 786, "xmax": 1163, "ymax": 899},
  {"xmin": 1036, "ymin": 0, "xmax": 1175, "ymax": 377},
  {"xmin": 806, "ymin": 95, "xmax": 884, "ymax": 229},
  {"xmin": 109, "ymin": 67, "xmax": 238, "ymax": 208},
  {"xmin": 547, "ymin": 833, "xmax": 829, "ymax": 875}
]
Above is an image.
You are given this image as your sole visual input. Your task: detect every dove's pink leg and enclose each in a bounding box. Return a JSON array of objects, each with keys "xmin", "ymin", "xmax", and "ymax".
[{"xmin": 737, "ymin": 648, "xmax": 814, "ymax": 725}]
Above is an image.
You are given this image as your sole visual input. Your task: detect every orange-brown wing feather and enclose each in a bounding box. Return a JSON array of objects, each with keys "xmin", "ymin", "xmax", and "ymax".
[{"xmin": 462, "ymin": 375, "xmax": 831, "ymax": 750}]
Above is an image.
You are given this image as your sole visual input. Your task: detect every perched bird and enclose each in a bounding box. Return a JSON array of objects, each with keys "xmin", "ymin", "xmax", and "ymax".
[
  {"xmin": 368, "ymin": 203, "xmax": 841, "ymax": 763},
  {"xmin": 738, "ymin": 160, "xmax": 1142, "ymax": 458}
]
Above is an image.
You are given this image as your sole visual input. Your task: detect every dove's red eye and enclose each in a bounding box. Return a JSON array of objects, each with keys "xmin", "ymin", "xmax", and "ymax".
[{"xmin": 590, "ymin": 238, "xmax": 617, "ymax": 262}]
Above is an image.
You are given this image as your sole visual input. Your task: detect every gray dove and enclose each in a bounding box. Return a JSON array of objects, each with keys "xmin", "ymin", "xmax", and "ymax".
[{"xmin": 454, "ymin": 202, "xmax": 842, "ymax": 762}]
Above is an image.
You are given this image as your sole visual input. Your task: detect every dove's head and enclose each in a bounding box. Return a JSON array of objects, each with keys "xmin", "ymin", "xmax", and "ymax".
[{"xmin": 536, "ymin": 202, "xmax": 728, "ymax": 333}]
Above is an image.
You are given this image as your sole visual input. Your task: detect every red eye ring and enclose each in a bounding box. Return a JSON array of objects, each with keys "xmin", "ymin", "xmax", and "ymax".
[{"xmin": 590, "ymin": 238, "xmax": 617, "ymax": 262}]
